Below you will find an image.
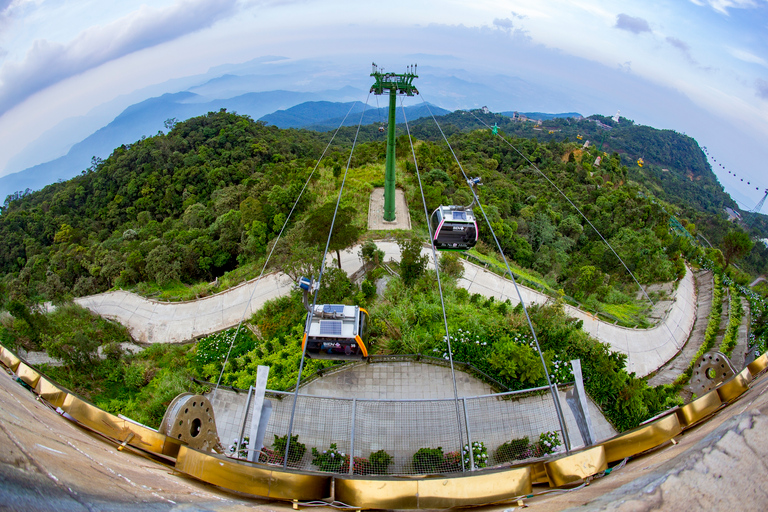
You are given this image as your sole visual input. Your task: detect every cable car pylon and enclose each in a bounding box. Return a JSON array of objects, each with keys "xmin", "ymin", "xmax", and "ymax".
[
  {"xmin": 370, "ymin": 63, "xmax": 419, "ymax": 221},
  {"xmin": 750, "ymin": 188, "xmax": 768, "ymax": 214}
]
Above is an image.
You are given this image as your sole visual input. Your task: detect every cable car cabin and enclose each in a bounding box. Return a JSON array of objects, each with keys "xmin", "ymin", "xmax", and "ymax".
[
  {"xmin": 302, "ymin": 304, "xmax": 370, "ymax": 361},
  {"xmin": 430, "ymin": 206, "xmax": 478, "ymax": 250}
]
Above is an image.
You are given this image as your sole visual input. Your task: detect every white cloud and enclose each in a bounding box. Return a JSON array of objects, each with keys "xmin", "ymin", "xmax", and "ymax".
[
  {"xmin": 0, "ymin": 0, "xmax": 239, "ymax": 115},
  {"xmin": 729, "ymin": 47, "xmax": 768, "ymax": 67},
  {"xmin": 690, "ymin": 0, "xmax": 762, "ymax": 15}
]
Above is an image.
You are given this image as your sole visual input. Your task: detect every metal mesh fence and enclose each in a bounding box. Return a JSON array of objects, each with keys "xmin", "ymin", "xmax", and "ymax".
[{"xmin": 213, "ymin": 385, "xmax": 568, "ymax": 475}]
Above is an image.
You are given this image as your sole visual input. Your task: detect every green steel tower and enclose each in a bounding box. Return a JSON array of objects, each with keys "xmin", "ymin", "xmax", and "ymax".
[{"xmin": 370, "ymin": 63, "xmax": 419, "ymax": 221}]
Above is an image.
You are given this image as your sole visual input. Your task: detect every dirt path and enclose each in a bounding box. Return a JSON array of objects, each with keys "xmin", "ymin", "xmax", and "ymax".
[{"xmin": 647, "ymin": 270, "xmax": 712, "ymax": 387}]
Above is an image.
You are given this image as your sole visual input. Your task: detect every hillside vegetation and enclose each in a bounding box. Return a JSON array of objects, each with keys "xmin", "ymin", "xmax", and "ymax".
[
  {"xmin": 2, "ymin": 109, "xmax": 747, "ymax": 310},
  {"xmin": 1, "ymin": 109, "xmax": 764, "ymax": 434}
]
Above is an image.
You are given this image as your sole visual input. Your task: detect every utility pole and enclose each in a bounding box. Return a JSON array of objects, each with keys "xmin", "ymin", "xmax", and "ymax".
[{"xmin": 370, "ymin": 63, "xmax": 419, "ymax": 221}]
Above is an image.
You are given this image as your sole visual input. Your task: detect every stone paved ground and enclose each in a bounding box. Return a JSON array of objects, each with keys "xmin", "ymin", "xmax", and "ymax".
[
  {"xmin": 207, "ymin": 361, "xmax": 617, "ymax": 473},
  {"xmin": 367, "ymin": 188, "xmax": 411, "ymax": 230}
]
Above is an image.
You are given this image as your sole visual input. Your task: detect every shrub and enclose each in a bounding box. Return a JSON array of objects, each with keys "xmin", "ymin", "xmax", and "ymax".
[
  {"xmin": 272, "ymin": 434, "xmax": 306, "ymax": 466},
  {"xmin": 397, "ymin": 234, "xmax": 428, "ymax": 286},
  {"xmin": 368, "ymin": 449, "xmax": 394, "ymax": 474},
  {"xmin": 677, "ymin": 274, "xmax": 724, "ymax": 384},
  {"xmin": 719, "ymin": 286, "xmax": 743, "ymax": 356},
  {"xmin": 311, "ymin": 443, "xmax": 349, "ymax": 473},
  {"xmin": 228, "ymin": 436, "xmax": 249, "ymax": 458},
  {"xmin": 439, "ymin": 253, "xmax": 464, "ymax": 278},
  {"xmin": 361, "ymin": 279, "xmax": 376, "ymax": 299},
  {"xmin": 532, "ymin": 431, "xmax": 561, "ymax": 456},
  {"xmin": 463, "ymin": 441, "xmax": 488, "ymax": 468},
  {"xmin": 495, "ymin": 436, "xmax": 531, "ymax": 463},
  {"xmin": 413, "ymin": 447, "xmax": 446, "ymax": 473}
]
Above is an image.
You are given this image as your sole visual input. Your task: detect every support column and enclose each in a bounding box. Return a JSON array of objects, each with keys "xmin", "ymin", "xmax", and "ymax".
[{"xmin": 383, "ymin": 88, "xmax": 398, "ymax": 222}]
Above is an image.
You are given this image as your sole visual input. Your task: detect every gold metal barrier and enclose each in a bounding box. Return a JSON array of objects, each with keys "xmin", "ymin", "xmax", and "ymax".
[
  {"xmin": 16, "ymin": 361, "xmax": 41, "ymax": 388},
  {"xmin": 60, "ymin": 393, "xmax": 182, "ymax": 458},
  {"xmin": 0, "ymin": 345, "xmax": 20, "ymax": 372},
  {"xmin": 677, "ymin": 389, "xmax": 722, "ymax": 427},
  {"xmin": 0, "ymin": 342, "xmax": 765, "ymax": 509},
  {"xmin": 335, "ymin": 466, "xmax": 532, "ymax": 509},
  {"xmin": 544, "ymin": 445, "xmax": 607, "ymax": 486},
  {"xmin": 600, "ymin": 410, "xmax": 682, "ymax": 463},
  {"xmin": 717, "ymin": 368, "xmax": 752, "ymax": 403},
  {"xmin": 175, "ymin": 446, "xmax": 331, "ymax": 501}
]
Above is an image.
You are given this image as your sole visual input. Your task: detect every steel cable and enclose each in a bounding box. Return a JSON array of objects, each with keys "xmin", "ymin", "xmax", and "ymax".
[
  {"xmin": 420, "ymin": 98, "xmax": 571, "ymax": 452},
  {"xmin": 401, "ymin": 96, "xmax": 466, "ymax": 470},
  {"xmin": 283, "ymin": 94, "xmax": 371, "ymax": 467},
  {"xmin": 211, "ymin": 101, "xmax": 361, "ymax": 402}
]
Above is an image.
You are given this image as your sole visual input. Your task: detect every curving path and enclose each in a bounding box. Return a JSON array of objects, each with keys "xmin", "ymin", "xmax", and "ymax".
[{"xmin": 75, "ymin": 241, "xmax": 696, "ymax": 377}]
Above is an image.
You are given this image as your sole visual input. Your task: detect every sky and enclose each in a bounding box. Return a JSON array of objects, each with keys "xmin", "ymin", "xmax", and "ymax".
[{"xmin": 0, "ymin": 0, "xmax": 766, "ymax": 210}]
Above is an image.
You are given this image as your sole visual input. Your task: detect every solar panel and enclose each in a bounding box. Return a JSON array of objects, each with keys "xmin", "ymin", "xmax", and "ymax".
[
  {"xmin": 452, "ymin": 211, "xmax": 467, "ymax": 221},
  {"xmin": 319, "ymin": 320, "xmax": 343, "ymax": 336},
  {"xmin": 323, "ymin": 304, "xmax": 345, "ymax": 314}
]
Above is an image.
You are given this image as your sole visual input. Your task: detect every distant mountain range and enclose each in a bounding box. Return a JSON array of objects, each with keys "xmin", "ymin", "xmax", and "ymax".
[
  {"xmin": 0, "ymin": 90, "xmax": 375, "ymax": 200},
  {"xmin": 1, "ymin": 54, "xmax": 602, "ymax": 201},
  {"xmin": 0, "ymin": 91, "xmax": 458, "ymax": 200},
  {"xmin": 261, "ymin": 101, "xmax": 450, "ymax": 130}
]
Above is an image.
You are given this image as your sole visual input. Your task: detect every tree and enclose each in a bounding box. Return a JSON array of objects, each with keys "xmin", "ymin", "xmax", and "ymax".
[
  {"xmin": 722, "ymin": 229, "xmax": 753, "ymax": 269},
  {"xmin": 43, "ymin": 332, "xmax": 100, "ymax": 372},
  {"xmin": 397, "ymin": 235, "xmax": 428, "ymax": 286},
  {"xmin": 359, "ymin": 241, "xmax": 384, "ymax": 268},
  {"xmin": 145, "ymin": 245, "xmax": 181, "ymax": 285},
  {"xmin": 304, "ymin": 202, "xmax": 363, "ymax": 269}
]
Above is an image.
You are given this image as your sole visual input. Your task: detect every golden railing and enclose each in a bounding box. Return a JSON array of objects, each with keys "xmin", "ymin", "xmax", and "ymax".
[{"xmin": 1, "ymin": 344, "xmax": 765, "ymax": 509}]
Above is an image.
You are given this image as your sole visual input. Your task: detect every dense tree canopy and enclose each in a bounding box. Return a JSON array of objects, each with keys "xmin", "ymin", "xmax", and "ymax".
[{"xmin": 0, "ymin": 109, "xmax": 763, "ymax": 309}]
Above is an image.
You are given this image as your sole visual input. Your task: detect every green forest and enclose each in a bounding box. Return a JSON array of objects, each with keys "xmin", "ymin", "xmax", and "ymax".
[{"xmin": 1, "ymin": 109, "xmax": 766, "ymax": 434}]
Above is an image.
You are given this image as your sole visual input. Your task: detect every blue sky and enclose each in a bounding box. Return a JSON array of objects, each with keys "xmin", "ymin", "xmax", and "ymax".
[{"xmin": 0, "ymin": 0, "xmax": 766, "ymax": 209}]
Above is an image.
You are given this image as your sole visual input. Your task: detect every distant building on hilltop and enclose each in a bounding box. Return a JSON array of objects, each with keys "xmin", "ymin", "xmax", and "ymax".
[{"xmin": 724, "ymin": 207, "xmax": 742, "ymax": 222}]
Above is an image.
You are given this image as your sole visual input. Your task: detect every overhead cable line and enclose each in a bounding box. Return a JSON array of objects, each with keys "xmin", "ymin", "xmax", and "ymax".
[
  {"xmin": 421, "ymin": 99, "xmax": 571, "ymax": 451},
  {"xmin": 401, "ymin": 96, "xmax": 467, "ymax": 470},
  {"xmin": 283, "ymin": 94, "xmax": 371, "ymax": 468},
  {"xmin": 466, "ymin": 109, "xmax": 656, "ymax": 309},
  {"xmin": 463, "ymin": 108, "xmax": 683, "ymax": 374},
  {"xmin": 211, "ymin": 101, "xmax": 361, "ymax": 402}
]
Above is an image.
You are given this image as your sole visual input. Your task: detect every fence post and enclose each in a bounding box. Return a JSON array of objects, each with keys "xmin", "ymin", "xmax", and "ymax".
[
  {"xmin": 462, "ymin": 398, "xmax": 474, "ymax": 471},
  {"xmin": 237, "ymin": 386, "xmax": 254, "ymax": 458},
  {"xmin": 348, "ymin": 399, "xmax": 357, "ymax": 475},
  {"xmin": 553, "ymin": 383, "xmax": 572, "ymax": 453}
]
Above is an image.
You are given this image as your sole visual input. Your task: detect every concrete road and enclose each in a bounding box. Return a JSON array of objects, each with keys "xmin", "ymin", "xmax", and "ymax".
[{"xmin": 76, "ymin": 240, "xmax": 696, "ymax": 377}]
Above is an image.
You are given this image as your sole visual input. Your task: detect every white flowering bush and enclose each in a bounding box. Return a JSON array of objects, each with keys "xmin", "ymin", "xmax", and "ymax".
[
  {"xmin": 549, "ymin": 357, "xmax": 573, "ymax": 384},
  {"xmin": 311, "ymin": 443, "xmax": 349, "ymax": 473},
  {"xmin": 228, "ymin": 436, "xmax": 249, "ymax": 458},
  {"xmin": 535, "ymin": 431, "xmax": 561, "ymax": 456},
  {"xmin": 463, "ymin": 441, "xmax": 489, "ymax": 468}
]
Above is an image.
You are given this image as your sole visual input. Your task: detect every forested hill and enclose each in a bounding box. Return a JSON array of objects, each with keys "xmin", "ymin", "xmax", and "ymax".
[
  {"xmin": 0, "ymin": 109, "xmax": 761, "ymax": 308},
  {"xmin": 407, "ymin": 111, "xmax": 734, "ymax": 218}
]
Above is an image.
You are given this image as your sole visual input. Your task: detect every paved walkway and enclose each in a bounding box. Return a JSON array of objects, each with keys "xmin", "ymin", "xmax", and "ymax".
[
  {"xmin": 75, "ymin": 272, "xmax": 294, "ymax": 343},
  {"xmin": 76, "ymin": 241, "xmax": 697, "ymax": 377},
  {"xmin": 647, "ymin": 270, "xmax": 711, "ymax": 387},
  {"xmin": 208, "ymin": 361, "xmax": 618, "ymax": 471}
]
